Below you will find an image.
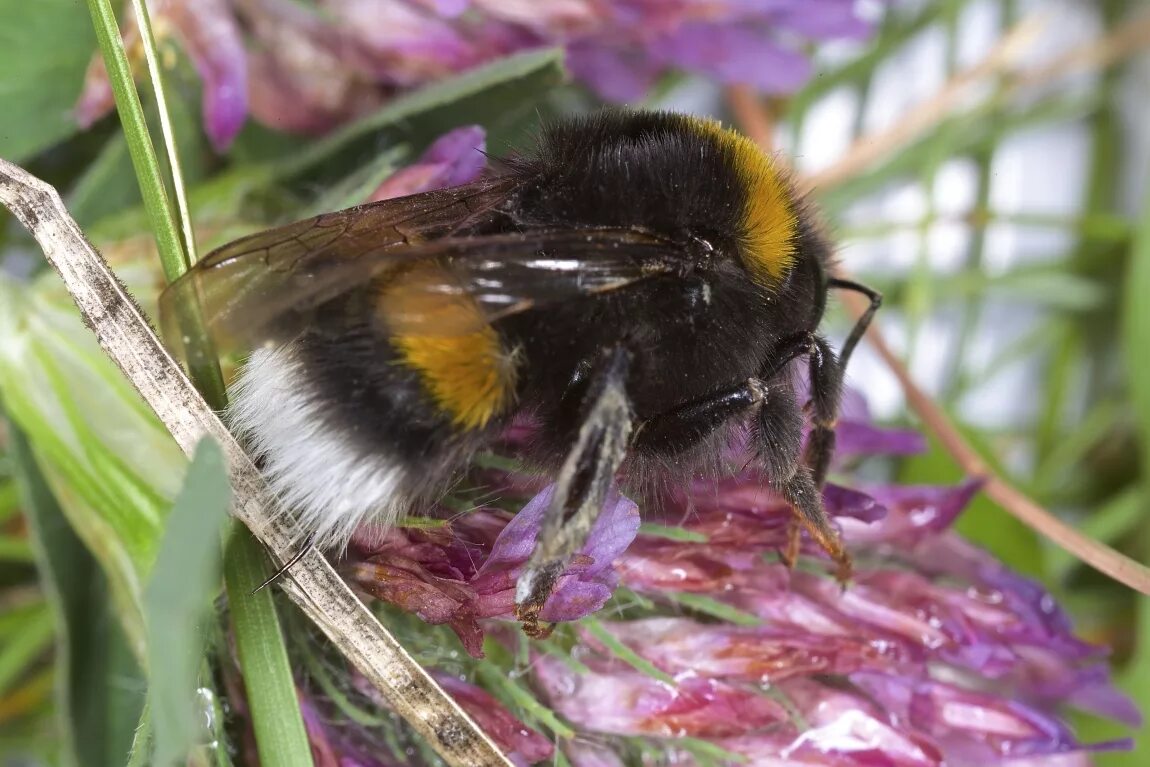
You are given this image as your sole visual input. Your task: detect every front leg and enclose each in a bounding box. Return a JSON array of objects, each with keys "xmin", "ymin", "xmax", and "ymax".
[
  {"xmin": 633, "ymin": 379, "xmax": 766, "ymax": 455},
  {"xmin": 632, "ymin": 333, "xmax": 815, "ymax": 455},
  {"xmin": 758, "ymin": 379, "xmax": 851, "ymax": 582},
  {"xmin": 515, "ymin": 347, "xmax": 634, "ymax": 636}
]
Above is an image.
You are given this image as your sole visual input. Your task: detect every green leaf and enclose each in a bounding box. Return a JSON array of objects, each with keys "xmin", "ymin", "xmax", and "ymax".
[
  {"xmin": 279, "ymin": 49, "xmax": 565, "ymax": 189},
  {"xmin": 144, "ymin": 438, "xmax": 231, "ymax": 767},
  {"xmin": 0, "ymin": 0, "xmax": 96, "ymax": 161},
  {"xmin": 10, "ymin": 421, "xmax": 144, "ymax": 767},
  {"xmin": 0, "ymin": 271, "xmax": 187, "ymax": 651}
]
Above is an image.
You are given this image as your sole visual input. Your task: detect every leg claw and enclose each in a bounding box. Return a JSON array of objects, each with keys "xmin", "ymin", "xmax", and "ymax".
[{"xmin": 781, "ymin": 512, "xmax": 854, "ymax": 587}]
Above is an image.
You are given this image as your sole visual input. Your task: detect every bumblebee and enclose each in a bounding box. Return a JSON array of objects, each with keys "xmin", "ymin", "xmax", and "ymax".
[{"xmin": 160, "ymin": 110, "xmax": 880, "ymax": 633}]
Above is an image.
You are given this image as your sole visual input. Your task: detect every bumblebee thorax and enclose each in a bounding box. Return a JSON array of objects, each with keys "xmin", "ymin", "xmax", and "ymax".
[{"xmin": 507, "ymin": 110, "xmax": 801, "ymax": 290}]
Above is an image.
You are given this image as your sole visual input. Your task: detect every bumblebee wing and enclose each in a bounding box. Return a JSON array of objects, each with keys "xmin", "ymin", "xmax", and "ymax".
[
  {"xmin": 159, "ymin": 182, "xmax": 682, "ymax": 362},
  {"xmin": 159, "ymin": 177, "xmax": 517, "ymax": 361},
  {"xmin": 370, "ymin": 227, "xmax": 679, "ymax": 336}
]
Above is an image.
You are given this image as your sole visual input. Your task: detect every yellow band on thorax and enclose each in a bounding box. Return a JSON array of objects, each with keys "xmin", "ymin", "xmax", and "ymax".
[{"xmin": 686, "ymin": 116, "xmax": 798, "ymax": 286}]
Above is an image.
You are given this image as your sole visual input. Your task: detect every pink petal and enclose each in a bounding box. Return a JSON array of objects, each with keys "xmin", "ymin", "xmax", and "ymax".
[
  {"xmin": 533, "ymin": 656, "xmax": 789, "ymax": 738},
  {"xmin": 166, "ymin": 0, "xmax": 249, "ymax": 151},
  {"xmin": 370, "ymin": 125, "xmax": 486, "ymax": 201},
  {"xmin": 433, "ymin": 674, "xmax": 554, "ymax": 764}
]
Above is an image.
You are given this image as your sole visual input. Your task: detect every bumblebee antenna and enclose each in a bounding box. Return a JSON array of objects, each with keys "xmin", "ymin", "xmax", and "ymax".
[{"xmin": 828, "ymin": 277, "xmax": 882, "ymax": 369}]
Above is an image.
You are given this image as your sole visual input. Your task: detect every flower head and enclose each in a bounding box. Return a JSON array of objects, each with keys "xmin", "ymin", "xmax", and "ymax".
[{"xmin": 341, "ymin": 391, "xmax": 1138, "ymax": 765}]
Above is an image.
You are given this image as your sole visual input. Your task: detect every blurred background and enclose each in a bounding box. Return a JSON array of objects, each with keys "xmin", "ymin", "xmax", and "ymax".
[{"xmin": 0, "ymin": 0, "xmax": 1148, "ymax": 764}]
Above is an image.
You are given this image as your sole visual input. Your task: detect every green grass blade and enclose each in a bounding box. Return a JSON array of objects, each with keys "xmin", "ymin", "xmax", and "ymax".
[
  {"xmin": 144, "ymin": 438, "xmax": 231, "ymax": 766},
  {"xmin": 10, "ymin": 421, "xmax": 143, "ymax": 767},
  {"xmin": 83, "ymin": 0, "xmax": 187, "ymax": 284},
  {"xmin": 224, "ymin": 526, "xmax": 313, "ymax": 767},
  {"xmin": 124, "ymin": 698, "xmax": 153, "ymax": 767},
  {"xmin": 127, "ymin": 0, "xmax": 197, "ymax": 263}
]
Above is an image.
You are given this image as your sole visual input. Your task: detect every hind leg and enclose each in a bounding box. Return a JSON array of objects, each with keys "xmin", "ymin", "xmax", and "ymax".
[{"xmin": 515, "ymin": 347, "xmax": 634, "ymax": 636}]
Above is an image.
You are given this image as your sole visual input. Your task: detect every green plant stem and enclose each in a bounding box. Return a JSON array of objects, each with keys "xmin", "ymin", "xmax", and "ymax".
[
  {"xmin": 223, "ymin": 524, "xmax": 312, "ymax": 767},
  {"xmin": 84, "ymin": 0, "xmax": 186, "ymax": 283},
  {"xmin": 128, "ymin": 0, "xmax": 197, "ymax": 263},
  {"xmin": 84, "ymin": 0, "xmax": 227, "ymax": 408}
]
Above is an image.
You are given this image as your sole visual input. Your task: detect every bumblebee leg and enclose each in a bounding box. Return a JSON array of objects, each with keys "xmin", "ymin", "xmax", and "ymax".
[
  {"xmin": 516, "ymin": 347, "xmax": 634, "ymax": 637},
  {"xmin": 802, "ymin": 334, "xmax": 844, "ymax": 487},
  {"xmin": 632, "ymin": 330, "xmax": 818, "ymax": 454},
  {"xmin": 633, "ymin": 379, "xmax": 766, "ymax": 454},
  {"xmin": 758, "ymin": 380, "xmax": 851, "ymax": 583}
]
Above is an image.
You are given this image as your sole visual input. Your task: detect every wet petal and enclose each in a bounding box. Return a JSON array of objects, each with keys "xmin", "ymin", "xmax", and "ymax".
[
  {"xmin": 853, "ymin": 673, "xmax": 1133, "ymax": 761},
  {"xmin": 583, "ymin": 617, "xmax": 917, "ymax": 683},
  {"xmin": 533, "ymin": 656, "xmax": 789, "ymax": 738},
  {"xmin": 841, "ymin": 480, "xmax": 981, "ymax": 545}
]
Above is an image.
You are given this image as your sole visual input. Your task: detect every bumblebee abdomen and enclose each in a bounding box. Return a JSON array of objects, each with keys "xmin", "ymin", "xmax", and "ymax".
[{"xmin": 376, "ymin": 263, "xmax": 520, "ymax": 431}]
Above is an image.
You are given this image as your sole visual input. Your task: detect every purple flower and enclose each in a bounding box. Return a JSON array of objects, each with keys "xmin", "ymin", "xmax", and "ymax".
[
  {"xmin": 76, "ymin": 0, "xmax": 875, "ymax": 149},
  {"xmin": 369, "ymin": 125, "xmax": 487, "ymax": 201},
  {"xmin": 346, "ymin": 485, "xmax": 640, "ymax": 656},
  {"xmin": 527, "ymin": 470, "xmax": 1137, "ymax": 764},
  {"xmin": 337, "ymin": 381, "xmax": 1137, "ymax": 764},
  {"xmin": 76, "ymin": 0, "xmax": 247, "ymax": 152}
]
